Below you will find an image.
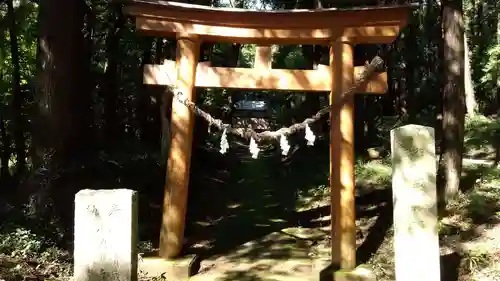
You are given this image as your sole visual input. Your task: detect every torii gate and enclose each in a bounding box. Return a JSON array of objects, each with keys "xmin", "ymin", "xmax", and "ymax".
[{"xmin": 123, "ymin": 0, "xmax": 413, "ymax": 273}]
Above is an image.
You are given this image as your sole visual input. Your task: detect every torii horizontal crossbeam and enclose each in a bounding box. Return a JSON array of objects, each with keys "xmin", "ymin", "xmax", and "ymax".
[
  {"xmin": 144, "ymin": 61, "xmax": 387, "ymax": 92},
  {"xmin": 122, "ymin": 0, "xmax": 416, "ymax": 44}
]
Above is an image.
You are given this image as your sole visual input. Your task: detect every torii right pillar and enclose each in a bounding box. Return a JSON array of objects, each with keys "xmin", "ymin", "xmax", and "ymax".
[{"xmin": 330, "ymin": 39, "xmax": 356, "ymax": 270}]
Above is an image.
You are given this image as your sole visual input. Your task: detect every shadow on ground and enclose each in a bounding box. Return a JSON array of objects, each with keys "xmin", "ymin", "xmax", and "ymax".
[
  {"xmin": 182, "ymin": 138, "xmax": 392, "ymax": 258},
  {"xmin": 136, "ymin": 137, "xmax": 396, "ymax": 280},
  {"xmin": 137, "ymin": 140, "xmax": 500, "ymax": 281}
]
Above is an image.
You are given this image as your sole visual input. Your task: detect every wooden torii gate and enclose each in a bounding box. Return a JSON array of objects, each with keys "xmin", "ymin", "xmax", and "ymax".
[{"xmin": 123, "ymin": 0, "xmax": 413, "ymax": 272}]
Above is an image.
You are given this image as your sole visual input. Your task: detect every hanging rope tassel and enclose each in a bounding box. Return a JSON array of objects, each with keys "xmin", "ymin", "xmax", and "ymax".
[
  {"xmin": 305, "ymin": 124, "xmax": 316, "ymax": 146},
  {"xmin": 279, "ymin": 134, "xmax": 290, "ymax": 155},
  {"xmin": 249, "ymin": 137, "xmax": 260, "ymax": 159},
  {"xmin": 219, "ymin": 128, "xmax": 229, "ymax": 154}
]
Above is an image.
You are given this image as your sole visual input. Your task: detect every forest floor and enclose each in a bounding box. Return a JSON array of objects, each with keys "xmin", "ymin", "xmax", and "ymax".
[
  {"xmin": 1, "ymin": 116, "xmax": 500, "ymax": 281},
  {"xmin": 3, "ymin": 154, "xmax": 500, "ymax": 281},
  {"xmin": 182, "ymin": 153, "xmax": 500, "ymax": 281}
]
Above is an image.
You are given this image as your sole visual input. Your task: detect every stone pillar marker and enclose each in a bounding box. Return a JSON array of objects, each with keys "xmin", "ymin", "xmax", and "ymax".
[
  {"xmin": 74, "ymin": 189, "xmax": 138, "ymax": 281},
  {"xmin": 390, "ymin": 125, "xmax": 441, "ymax": 281}
]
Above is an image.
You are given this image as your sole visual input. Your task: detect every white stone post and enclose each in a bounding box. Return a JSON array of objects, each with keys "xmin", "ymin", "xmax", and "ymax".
[
  {"xmin": 390, "ymin": 125, "xmax": 441, "ymax": 281},
  {"xmin": 74, "ymin": 189, "xmax": 138, "ymax": 281}
]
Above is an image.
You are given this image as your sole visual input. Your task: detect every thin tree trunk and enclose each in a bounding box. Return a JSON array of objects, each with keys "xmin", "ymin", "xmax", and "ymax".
[
  {"xmin": 496, "ymin": 11, "xmax": 500, "ymax": 117},
  {"xmin": 405, "ymin": 21, "xmax": 418, "ymax": 122},
  {"xmin": 83, "ymin": 1, "xmax": 97, "ymax": 150},
  {"xmin": 299, "ymin": 0, "xmax": 322, "ymax": 121},
  {"xmin": 7, "ymin": 0, "xmax": 26, "ymax": 176},
  {"xmin": 384, "ymin": 50, "xmax": 397, "ymax": 116},
  {"xmin": 160, "ymin": 89, "xmax": 171, "ymax": 168},
  {"xmin": 494, "ymin": 10, "xmax": 500, "ymax": 164},
  {"xmin": 223, "ymin": 43, "xmax": 241, "ymax": 124},
  {"xmin": 139, "ymin": 38, "xmax": 154, "ymax": 142},
  {"xmin": 0, "ymin": 114, "xmax": 11, "ymax": 180},
  {"xmin": 103, "ymin": 4, "xmax": 125, "ymax": 143},
  {"xmin": 464, "ymin": 32, "xmax": 476, "ymax": 116},
  {"xmin": 156, "ymin": 38, "xmax": 171, "ymax": 168}
]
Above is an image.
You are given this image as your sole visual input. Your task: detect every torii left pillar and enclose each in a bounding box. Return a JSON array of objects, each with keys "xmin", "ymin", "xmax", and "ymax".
[
  {"xmin": 160, "ymin": 35, "xmax": 200, "ymax": 259},
  {"xmin": 330, "ymin": 39, "xmax": 356, "ymax": 270}
]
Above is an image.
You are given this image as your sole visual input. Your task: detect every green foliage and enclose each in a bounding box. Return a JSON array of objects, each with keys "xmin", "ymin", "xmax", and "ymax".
[
  {"xmin": 464, "ymin": 0, "xmax": 500, "ymax": 111},
  {"xmin": 463, "ymin": 249, "xmax": 490, "ymax": 274},
  {"xmin": 480, "ymin": 44, "xmax": 500, "ymax": 89},
  {"xmin": 0, "ymin": 227, "xmax": 43, "ymax": 259},
  {"xmin": 464, "ymin": 114, "xmax": 500, "ymax": 153},
  {"xmin": 0, "ymin": 1, "xmax": 38, "ymax": 88},
  {"xmin": 0, "ymin": 225, "xmax": 72, "ymax": 281},
  {"xmin": 466, "ymin": 167, "xmax": 500, "ymax": 221},
  {"xmin": 355, "ymin": 159, "xmax": 392, "ymax": 186},
  {"xmin": 1, "ymin": 152, "xmax": 82, "ymax": 278}
]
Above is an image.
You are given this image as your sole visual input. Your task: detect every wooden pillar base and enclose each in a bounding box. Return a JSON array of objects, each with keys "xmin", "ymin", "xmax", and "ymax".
[{"xmin": 138, "ymin": 254, "xmax": 200, "ymax": 281}]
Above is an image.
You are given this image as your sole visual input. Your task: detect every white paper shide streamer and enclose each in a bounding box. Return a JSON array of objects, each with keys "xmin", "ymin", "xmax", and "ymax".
[
  {"xmin": 304, "ymin": 124, "xmax": 316, "ymax": 146},
  {"xmin": 249, "ymin": 137, "xmax": 260, "ymax": 159},
  {"xmin": 219, "ymin": 128, "xmax": 229, "ymax": 154},
  {"xmin": 279, "ymin": 134, "xmax": 290, "ymax": 155}
]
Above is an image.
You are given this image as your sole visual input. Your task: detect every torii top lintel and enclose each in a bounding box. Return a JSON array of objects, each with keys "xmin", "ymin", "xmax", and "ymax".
[{"xmin": 122, "ymin": 0, "xmax": 416, "ymax": 45}]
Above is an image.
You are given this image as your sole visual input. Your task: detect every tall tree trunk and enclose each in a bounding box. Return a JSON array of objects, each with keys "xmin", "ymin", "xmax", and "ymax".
[
  {"xmin": 497, "ymin": 8, "xmax": 500, "ymax": 44},
  {"xmin": 219, "ymin": 0, "xmax": 244, "ymax": 124},
  {"xmin": 36, "ymin": 0, "xmax": 89, "ymax": 163},
  {"xmin": 160, "ymin": 90, "xmax": 171, "ymax": 169},
  {"xmin": 34, "ymin": 0, "xmax": 89, "ymax": 239},
  {"xmin": 299, "ymin": 0, "xmax": 322, "ymax": 121},
  {"xmin": 437, "ymin": 0, "xmax": 466, "ymax": 208},
  {"xmin": 7, "ymin": 0, "xmax": 26, "ymax": 176},
  {"xmin": 405, "ymin": 20, "xmax": 418, "ymax": 122},
  {"xmin": 496, "ymin": 28, "xmax": 500, "ymax": 164},
  {"xmin": 223, "ymin": 43, "xmax": 241, "ymax": 124},
  {"xmin": 138, "ymin": 38, "xmax": 154, "ymax": 142},
  {"xmin": 83, "ymin": 1, "xmax": 97, "ymax": 150},
  {"xmin": 103, "ymin": 4, "xmax": 125, "ymax": 143},
  {"xmin": 384, "ymin": 50, "xmax": 397, "ymax": 116},
  {"xmin": 464, "ymin": 32, "xmax": 476, "ymax": 116},
  {"xmin": 0, "ymin": 114, "xmax": 11, "ymax": 181},
  {"xmin": 156, "ymin": 38, "xmax": 173, "ymax": 168},
  {"xmin": 496, "ymin": 10, "xmax": 500, "ymax": 117}
]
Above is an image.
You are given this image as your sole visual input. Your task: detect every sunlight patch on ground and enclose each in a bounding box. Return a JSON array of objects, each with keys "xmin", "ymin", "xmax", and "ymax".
[{"xmin": 192, "ymin": 231, "xmax": 330, "ymax": 281}]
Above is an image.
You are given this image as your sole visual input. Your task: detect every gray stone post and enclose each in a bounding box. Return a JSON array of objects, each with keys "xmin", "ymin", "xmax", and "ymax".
[
  {"xmin": 74, "ymin": 189, "xmax": 138, "ymax": 281},
  {"xmin": 391, "ymin": 125, "xmax": 440, "ymax": 281}
]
